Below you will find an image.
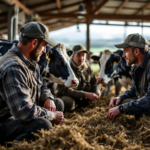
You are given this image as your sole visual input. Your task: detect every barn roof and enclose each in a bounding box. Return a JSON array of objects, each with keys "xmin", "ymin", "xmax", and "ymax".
[{"xmin": 0, "ymin": 0, "xmax": 150, "ymax": 34}]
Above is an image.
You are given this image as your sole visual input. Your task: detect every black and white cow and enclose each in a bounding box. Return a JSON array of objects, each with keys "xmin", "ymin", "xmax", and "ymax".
[
  {"xmin": 0, "ymin": 39, "xmax": 79, "ymax": 88},
  {"xmin": 91, "ymin": 49, "xmax": 132, "ymax": 95}
]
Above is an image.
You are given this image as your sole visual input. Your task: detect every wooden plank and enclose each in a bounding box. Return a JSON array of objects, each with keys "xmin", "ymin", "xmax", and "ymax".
[
  {"xmin": 38, "ymin": 1, "xmax": 86, "ymax": 16},
  {"xmin": 40, "ymin": 13, "xmax": 150, "ymax": 21},
  {"xmin": 92, "ymin": 0, "xmax": 110, "ymax": 15},
  {"xmin": 49, "ymin": 23, "xmax": 75, "ymax": 31},
  {"xmin": 9, "ymin": 0, "xmax": 33, "ymax": 14},
  {"xmin": 28, "ymin": 1, "xmax": 56, "ymax": 9},
  {"xmin": 115, "ymin": 0, "xmax": 129, "ymax": 14},
  {"xmin": 135, "ymin": 1, "xmax": 150, "ymax": 15},
  {"xmin": 56, "ymin": 0, "xmax": 61, "ymax": 13}
]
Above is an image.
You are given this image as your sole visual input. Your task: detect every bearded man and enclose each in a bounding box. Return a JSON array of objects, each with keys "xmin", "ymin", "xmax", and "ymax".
[
  {"xmin": 0, "ymin": 22, "xmax": 64, "ymax": 145},
  {"xmin": 106, "ymin": 33, "xmax": 150, "ymax": 120},
  {"xmin": 57, "ymin": 44, "xmax": 101, "ymax": 111}
]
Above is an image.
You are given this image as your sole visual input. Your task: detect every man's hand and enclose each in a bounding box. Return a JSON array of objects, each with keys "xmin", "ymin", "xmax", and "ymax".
[
  {"xmin": 53, "ymin": 111, "xmax": 64, "ymax": 124},
  {"xmin": 109, "ymin": 96, "xmax": 122, "ymax": 108},
  {"xmin": 44, "ymin": 98, "xmax": 56, "ymax": 112},
  {"xmin": 85, "ymin": 92, "xmax": 99, "ymax": 101},
  {"xmin": 106, "ymin": 106, "xmax": 121, "ymax": 119}
]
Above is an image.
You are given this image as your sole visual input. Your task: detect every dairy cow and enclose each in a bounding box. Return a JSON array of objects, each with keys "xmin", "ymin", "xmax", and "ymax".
[
  {"xmin": 91, "ymin": 49, "xmax": 132, "ymax": 95},
  {"xmin": 0, "ymin": 39, "xmax": 79, "ymax": 87}
]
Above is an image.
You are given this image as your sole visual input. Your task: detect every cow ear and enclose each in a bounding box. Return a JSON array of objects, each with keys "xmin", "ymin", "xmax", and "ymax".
[
  {"xmin": 113, "ymin": 55, "xmax": 121, "ymax": 64},
  {"xmin": 46, "ymin": 45, "xmax": 53, "ymax": 61},
  {"xmin": 91, "ymin": 55, "xmax": 100, "ymax": 63},
  {"xmin": 67, "ymin": 50, "xmax": 73, "ymax": 57}
]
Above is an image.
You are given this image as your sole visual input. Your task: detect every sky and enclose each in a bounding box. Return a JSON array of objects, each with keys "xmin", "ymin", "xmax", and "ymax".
[{"xmin": 49, "ymin": 20, "xmax": 150, "ymax": 44}]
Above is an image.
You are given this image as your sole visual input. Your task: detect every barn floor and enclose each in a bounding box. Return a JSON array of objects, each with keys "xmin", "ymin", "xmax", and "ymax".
[{"xmin": 1, "ymin": 86, "xmax": 150, "ymax": 150}]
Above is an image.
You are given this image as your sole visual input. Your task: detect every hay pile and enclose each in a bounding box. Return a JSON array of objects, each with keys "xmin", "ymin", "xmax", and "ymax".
[{"xmin": 1, "ymin": 86, "xmax": 150, "ymax": 150}]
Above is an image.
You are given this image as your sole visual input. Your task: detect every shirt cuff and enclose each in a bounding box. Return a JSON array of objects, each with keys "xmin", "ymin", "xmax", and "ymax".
[
  {"xmin": 47, "ymin": 111, "xmax": 55, "ymax": 121},
  {"xmin": 122, "ymin": 103, "xmax": 129, "ymax": 114}
]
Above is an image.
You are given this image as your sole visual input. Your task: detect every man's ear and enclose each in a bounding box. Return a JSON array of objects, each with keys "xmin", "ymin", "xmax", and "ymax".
[
  {"xmin": 31, "ymin": 39, "xmax": 38, "ymax": 48},
  {"xmin": 91, "ymin": 55, "xmax": 100, "ymax": 63},
  {"xmin": 135, "ymin": 48, "xmax": 140, "ymax": 56}
]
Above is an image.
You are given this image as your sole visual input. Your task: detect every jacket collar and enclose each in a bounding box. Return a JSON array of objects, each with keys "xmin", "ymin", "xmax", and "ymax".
[
  {"xmin": 11, "ymin": 44, "xmax": 36, "ymax": 70},
  {"xmin": 138, "ymin": 52, "xmax": 150, "ymax": 69}
]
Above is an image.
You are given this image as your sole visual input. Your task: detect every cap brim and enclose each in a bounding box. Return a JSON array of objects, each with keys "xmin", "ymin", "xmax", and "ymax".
[
  {"xmin": 44, "ymin": 38, "xmax": 57, "ymax": 46},
  {"xmin": 114, "ymin": 43, "xmax": 130, "ymax": 48},
  {"xmin": 74, "ymin": 50, "xmax": 88, "ymax": 54}
]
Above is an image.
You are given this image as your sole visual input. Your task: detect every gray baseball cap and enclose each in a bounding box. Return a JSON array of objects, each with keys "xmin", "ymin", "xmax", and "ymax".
[
  {"xmin": 20, "ymin": 21, "xmax": 57, "ymax": 46},
  {"xmin": 114, "ymin": 33, "xmax": 149, "ymax": 50},
  {"xmin": 73, "ymin": 44, "xmax": 88, "ymax": 54}
]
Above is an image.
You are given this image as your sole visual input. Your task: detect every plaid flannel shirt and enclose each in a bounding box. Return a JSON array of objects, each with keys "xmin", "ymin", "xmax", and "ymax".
[{"xmin": 0, "ymin": 44, "xmax": 54, "ymax": 122}]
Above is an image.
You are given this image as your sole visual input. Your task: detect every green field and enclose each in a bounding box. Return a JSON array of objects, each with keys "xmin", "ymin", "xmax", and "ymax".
[{"xmin": 90, "ymin": 63, "xmax": 100, "ymax": 73}]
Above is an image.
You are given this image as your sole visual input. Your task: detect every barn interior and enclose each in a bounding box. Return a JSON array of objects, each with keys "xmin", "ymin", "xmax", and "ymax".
[{"xmin": 1, "ymin": 0, "xmax": 150, "ymax": 149}]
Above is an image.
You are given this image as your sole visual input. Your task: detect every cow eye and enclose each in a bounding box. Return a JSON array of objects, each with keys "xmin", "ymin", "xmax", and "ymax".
[
  {"xmin": 56, "ymin": 60, "xmax": 61, "ymax": 65},
  {"xmin": 107, "ymin": 63, "xmax": 112, "ymax": 68}
]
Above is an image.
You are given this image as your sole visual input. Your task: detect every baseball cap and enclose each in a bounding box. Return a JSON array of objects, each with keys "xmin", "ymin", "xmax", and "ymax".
[
  {"xmin": 114, "ymin": 33, "xmax": 149, "ymax": 50},
  {"xmin": 20, "ymin": 21, "xmax": 57, "ymax": 46},
  {"xmin": 73, "ymin": 44, "xmax": 88, "ymax": 54}
]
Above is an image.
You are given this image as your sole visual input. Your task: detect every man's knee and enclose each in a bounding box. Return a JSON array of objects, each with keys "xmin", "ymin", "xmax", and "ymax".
[
  {"xmin": 32, "ymin": 118, "xmax": 52, "ymax": 131},
  {"xmin": 61, "ymin": 96, "xmax": 76, "ymax": 111},
  {"xmin": 54, "ymin": 98, "xmax": 64, "ymax": 112}
]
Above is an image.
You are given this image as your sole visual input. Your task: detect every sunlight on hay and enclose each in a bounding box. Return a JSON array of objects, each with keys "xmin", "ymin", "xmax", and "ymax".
[{"xmin": 1, "ymin": 74, "xmax": 150, "ymax": 150}]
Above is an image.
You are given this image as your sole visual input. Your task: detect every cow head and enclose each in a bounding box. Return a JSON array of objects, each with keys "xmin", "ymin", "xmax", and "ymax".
[
  {"xmin": 91, "ymin": 49, "xmax": 121, "ymax": 84},
  {"xmin": 40, "ymin": 43, "xmax": 79, "ymax": 87}
]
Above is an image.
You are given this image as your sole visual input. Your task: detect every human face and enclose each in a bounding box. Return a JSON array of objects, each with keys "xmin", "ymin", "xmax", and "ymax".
[
  {"xmin": 30, "ymin": 40, "xmax": 47, "ymax": 62},
  {"xmin": 72, "ymin": 52, "xmax": 86, "ymax": 67},
  {"xmin": 122, "ymin": 47, "xmax": 137, "ymax": 66}
]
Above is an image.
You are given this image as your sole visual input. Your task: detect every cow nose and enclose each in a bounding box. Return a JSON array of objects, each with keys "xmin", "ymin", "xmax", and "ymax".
[
  {"xmin": 71, "ymin": 80, "xmax": 78, "ymax": 87},
  {"xmin": 97, "ymin": 78, "xmax": 104, "ymax": 83}
]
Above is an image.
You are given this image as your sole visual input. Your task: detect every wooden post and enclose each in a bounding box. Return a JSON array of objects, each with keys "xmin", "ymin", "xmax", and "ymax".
[
  {"xmin": 86, "ymin": 0, "xmax": 91, "ymax": 60},
  {"xmin": 8, "ymin": 5, "xmax": 14, "ymax": 40},
  {"xmin": 86, "ymin": 19, "xmax": 90, "ymax": 59}
]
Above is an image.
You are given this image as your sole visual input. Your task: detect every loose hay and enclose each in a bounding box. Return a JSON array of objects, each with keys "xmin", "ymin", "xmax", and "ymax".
[{"xmin": 1, "ymin": 86, "xmax": 150, "ymax": 150}]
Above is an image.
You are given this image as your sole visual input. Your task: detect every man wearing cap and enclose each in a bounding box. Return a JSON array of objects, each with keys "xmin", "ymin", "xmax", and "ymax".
[
  {"xmin": 106, "ymin": 33, "xmax": 150, "ymax": 119},
  {"xmin": 57, "ymin": 44, "xmax": 101, "ymax": 111},
  {"xmin": 0, "ymin": 21, "xmax": 64, "ymax": 145}
]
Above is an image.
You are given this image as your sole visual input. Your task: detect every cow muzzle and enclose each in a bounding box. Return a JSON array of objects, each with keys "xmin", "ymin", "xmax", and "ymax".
[
  {"xmin": 71, "ymin": 79, "xmax": 79, "ymax": 87},
  {"xmin": 97, "ymin": 78, "xmax": 104, "ymax": 84}
]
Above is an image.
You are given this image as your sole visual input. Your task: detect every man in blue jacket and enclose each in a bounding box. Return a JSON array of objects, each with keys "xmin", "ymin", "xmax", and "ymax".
[{"xmin": 106, "ymin": 33, "xmax": 150, "ymax": 119}]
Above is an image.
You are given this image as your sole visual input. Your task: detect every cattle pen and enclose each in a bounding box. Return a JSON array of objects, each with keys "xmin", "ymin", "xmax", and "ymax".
[{"xmin": 1, "ymin": 0, "xmax": 150, "ymax": 149}]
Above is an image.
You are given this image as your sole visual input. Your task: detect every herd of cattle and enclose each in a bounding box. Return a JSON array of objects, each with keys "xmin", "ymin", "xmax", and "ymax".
[{"xmin": 0, "ymin": 39, "xmax": 132, "ymax": 96}]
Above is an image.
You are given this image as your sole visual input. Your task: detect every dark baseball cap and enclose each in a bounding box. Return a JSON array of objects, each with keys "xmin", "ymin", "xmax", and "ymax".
[
  {"xmin": 114, "ymin": 33, "xmax": 149, "ymax": 50},
  {"xmin": 20, "ymin": 21, "xmax": 57, "ymax": 46},
  {"xmin": 73, "ymin": 44, "xmax": 88, "ymax": 54}
]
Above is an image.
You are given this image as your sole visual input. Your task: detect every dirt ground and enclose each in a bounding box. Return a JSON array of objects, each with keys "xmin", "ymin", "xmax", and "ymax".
[{"xmin": 1, "ymin": 85, "xmax": 150, "ymax": 150}]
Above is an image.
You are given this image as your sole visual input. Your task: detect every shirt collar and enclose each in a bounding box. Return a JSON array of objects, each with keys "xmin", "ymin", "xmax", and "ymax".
[
  {"xmin": 138, "ymin": 52, "xmax": 150, "ymax": 69},
  {"xmin": 11, "ymin": 43, "xmax": 35, "ymax": 70}
]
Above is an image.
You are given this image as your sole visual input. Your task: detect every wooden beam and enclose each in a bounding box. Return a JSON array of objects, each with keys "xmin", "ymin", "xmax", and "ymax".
[
  {"xmin": 56, "ymin": 0, "xmax": 61, "ymax": 13},
  {"xmin": 92, "ymin": 0, "xmax": 110, "ymax": 15},
  {"xmin": 38, "ymin": 1, "xmax": 86, "ymax": 16},
  {"xmin": 8, "ymin": 0, "xmax": 33, "ymax": 14},
  {"xmin": 115, "ymin": 0, "xmax": 129, "ymax": 15},
  {"xmin": 28, "ymin": 1, "xmax": 56, "ymax": 9},
  {"xmin": 40, "ymin": 13, "xmax": 150, "ymax": 21},
  {"xmin": 135, "ymin": 1, "xmax": 150, "ymax": 15}
]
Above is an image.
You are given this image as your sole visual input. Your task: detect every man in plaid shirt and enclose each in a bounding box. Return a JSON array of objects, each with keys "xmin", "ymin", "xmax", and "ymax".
[{"xmin": 0, "ymin": 22, "xmax": 64, "ymax": 145}]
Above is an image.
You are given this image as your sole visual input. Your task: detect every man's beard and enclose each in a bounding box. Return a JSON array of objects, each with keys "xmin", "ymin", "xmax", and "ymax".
[
  {"xmin": 126, "ymin": 57, "xmax": 137, "ymax": 66},
  {"xmin": 30, "ymin": 44, "xmax": 42, "ymax": 62}
]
